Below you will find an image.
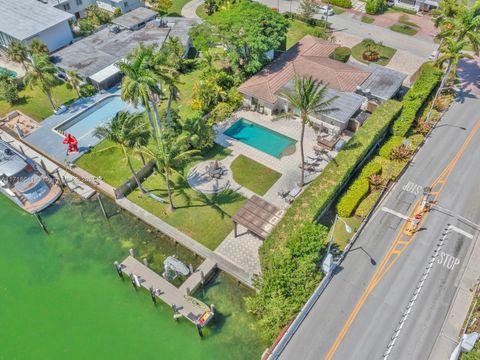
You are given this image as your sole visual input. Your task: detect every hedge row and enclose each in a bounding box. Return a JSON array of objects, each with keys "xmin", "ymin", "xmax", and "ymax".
[
  {"xmin": 365, "ymin": 0, "xmax": 384, "ymax": 15},
  {"xmin": 379, "ymin": 136, "xmax": 404, "ymax": 158},
  {"xmin": 332, "ymin": 47, "xmax": 352, "ymax": 63},
  {"xmin": 251, "ymin": 100, "xmax": 401, "ymax": 342},
  {"xmin": 356, "ymin": 190, "xmax": 382, "ymax": 218},
  {"xmin": 392, "ymin": 64, "xmax": 442, "ymax": 137},
  {"xmin": 329, "ymin": 0, "xmax": 352, "ymax": 8},
  {"xmin": 336, "ymin": 160, "xmax": 382, "ymax": 217}
]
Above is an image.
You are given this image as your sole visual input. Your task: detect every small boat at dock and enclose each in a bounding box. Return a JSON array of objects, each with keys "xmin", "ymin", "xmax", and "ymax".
[{"xmin": 0, "ymin": 140, "xmax": 62, "ymax": 213}]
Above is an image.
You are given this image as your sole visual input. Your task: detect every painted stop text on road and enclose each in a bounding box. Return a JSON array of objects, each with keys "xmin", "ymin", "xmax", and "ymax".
[
  {"xmin": 436, "ymin": 251, "xmax": 460, "ymax": 271},
  {"xmin": 402, "ymin": 181, "xmax": 423, "ymax": 196}
]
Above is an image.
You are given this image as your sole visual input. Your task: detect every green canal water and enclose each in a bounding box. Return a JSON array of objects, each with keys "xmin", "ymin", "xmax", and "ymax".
[{"xmin": 0, "ymin": 195, "xmax": 264, "ymax": 359}]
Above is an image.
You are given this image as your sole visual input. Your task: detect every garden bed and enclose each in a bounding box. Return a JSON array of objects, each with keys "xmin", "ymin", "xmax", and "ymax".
[
  {"xmin": 351, "ymin": 40, "xmax": 397, "ymax": 66},
  {"xmin": 390, "ymin": 23, "xmax": 418, "ymax": 36}
]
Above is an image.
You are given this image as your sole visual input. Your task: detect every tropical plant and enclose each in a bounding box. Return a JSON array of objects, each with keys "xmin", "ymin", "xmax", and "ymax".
[
  {"xmin": 279, "ymin": 76, "xmax": 337, "ymax": 187},
  {"xmin": 28, "ymin": 39, "xmax": 49, "ymax": 56},
  {"xmin": 180, "ymin": 115, "xmax": 215, "ymax": 150},
  {"xmin": 0, "ymin": 76, "xmax": 19, "ymax": 105},
  {"xmin": 432, "ymin": 0, "xmax": 462, "ymax": 28},
  {"xmin": 368, "ymin": 173, "xmax": 384, "ymax": 189},
  {"xmin": 390, "ymin": 145, "xmax": 411, "ymax": 161},
  {"xmin": 436, "ymin": 1, "xmax": 480, "ymax": 53},
  {"xmin": 435, "ymin": 37, "xmax": 473, "ymax": 75},
  {"xmin": 6, "ymin": 41, "xmax": 29, "ymax": 72},
  {"xmin": 151, "ymin": 0, "xmax": 173, "ymax": 14},
  {"xmin": 118, "ymin": 44, "xmax": 163, "ymax": 140},
  {"xmin": 24, "ymin": 54, "xmax": 58, "ymax": 110},
  {"xmin": 140, "ymin": 130, "xmax": 199, "ymax": 211},
  {"xmin": 192, "ymin": 78, "xmax": 228, "ymax": 113},
  {"xmin": 163, "ymin": 71, "xmax": 182, "ymax": 128},
  {"xmin": 80, "ymin": 83, "xmax": 97, "ymax": 97},
  {"xmin": 94, "ymin": 111, "xmax": 150, "ymax": 191},
  {"xmin": 65, "ymin": 70, "xmax": 82, "ymax": 98},
  {"xmin": 299, "ymin": 0, "xmax": 319, "ymax": 24}
]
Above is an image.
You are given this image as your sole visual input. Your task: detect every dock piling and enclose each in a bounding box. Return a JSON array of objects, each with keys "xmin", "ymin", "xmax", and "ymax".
[
  {"xmin": 196, "ymin": 324, "xmax": 203, "ymax": 338},
  {"xmin": 97, "ymin": 194, "xmax": 108, "ymax": 219},
  {"xmin": 149, "ymin": 286, "xmax": 157, "ymax": 304},
  {"xmin": 34, "ymin": 213, "xmax": 48, "ymax": 234},
  {"xmin": 129, "ymin": 248, "xmax": 135, "ymax": 258},
  {"xmin": 143, "ymin": 258, "xmax": 149, "ymax": 267},
  {"xmin": 114, "ymin": 261, "xmax": 124, "ymax": 279},
  {"xmin": 129, "ymin": 273, "xmax": 137, "ymax": 289}
]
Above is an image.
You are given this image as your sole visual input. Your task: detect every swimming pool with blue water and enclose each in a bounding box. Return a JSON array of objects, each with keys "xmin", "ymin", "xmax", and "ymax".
[
  {"xmin": 56, "ymin": 95, "xmax": 138, "ymax": 144},
  {"xmin": 224, "ymin": 119, "xmax": 296, "ymax": 158}
]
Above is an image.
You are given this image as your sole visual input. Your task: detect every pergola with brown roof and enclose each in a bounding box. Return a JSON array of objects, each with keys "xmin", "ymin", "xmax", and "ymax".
[
  {"xmin": 238, "ymin": 35, "xmax": 371, "ymax": 105},
  {"xmin": 232, "ymin": 195, "xmax": 285, "ymax": 239}
]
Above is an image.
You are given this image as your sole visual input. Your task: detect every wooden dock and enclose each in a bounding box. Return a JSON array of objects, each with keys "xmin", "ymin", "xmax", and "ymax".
[{"xmin": 119, "ymin": 256, "xmax": 215, "ymax": 328}]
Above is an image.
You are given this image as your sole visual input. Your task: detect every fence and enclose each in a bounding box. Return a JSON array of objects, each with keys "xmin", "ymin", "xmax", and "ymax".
[{"xmin": 114, "ymin": 160, "xmax": 156, "ymax": 199}]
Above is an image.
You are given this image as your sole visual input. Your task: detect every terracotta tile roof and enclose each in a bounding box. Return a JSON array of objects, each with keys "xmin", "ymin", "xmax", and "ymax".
[{"xmin": 238, "ymin": 35, "xmax": 371, "ymax": 104}]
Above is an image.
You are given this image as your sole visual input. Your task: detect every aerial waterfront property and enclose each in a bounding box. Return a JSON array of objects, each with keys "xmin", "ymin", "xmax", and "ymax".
[{"xmin": 1, "ymin": 0, "xmax": 479, "ymax": 358}]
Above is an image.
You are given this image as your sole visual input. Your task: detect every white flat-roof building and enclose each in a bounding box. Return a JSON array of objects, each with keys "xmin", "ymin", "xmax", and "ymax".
[
  {"xmin": 41, "ymin": 0, "xmax": 144, "ymax": 19},
  {"xmin": 0, "ymin": 0, "xmax": 74, "ymax": 52}
]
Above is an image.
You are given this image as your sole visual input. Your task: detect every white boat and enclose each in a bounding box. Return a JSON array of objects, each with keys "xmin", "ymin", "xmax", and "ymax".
[
  {"xmin": 0, "ymin": 141, "xmax": 62, "ymax": 213},
  {"xmin": 164, "ymin": 256, "xmax": 190, "ymax": 277}
]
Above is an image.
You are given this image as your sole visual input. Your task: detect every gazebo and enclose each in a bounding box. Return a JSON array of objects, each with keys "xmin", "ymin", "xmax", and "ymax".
[{"xmin": 232, "ymin": 195, "xmax": 285, "ymax": 239}]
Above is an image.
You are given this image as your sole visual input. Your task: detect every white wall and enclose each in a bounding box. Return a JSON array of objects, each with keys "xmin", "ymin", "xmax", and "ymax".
[
  {"xmin": 29, "ymin": 21, "xmax": 74, "ymax": 52},
  {"xmin": 54, "ymin": 0, "xmax": 97, "ymax": 18},
  {"xmin": 96, "ymin": 0, "xmax": 143, "ymax": 13}
]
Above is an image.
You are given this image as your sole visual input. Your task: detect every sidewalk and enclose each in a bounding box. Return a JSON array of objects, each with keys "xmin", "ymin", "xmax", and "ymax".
[{"xmin": 429, "ymin": 230, "xmax": 480, "ymax": 359}]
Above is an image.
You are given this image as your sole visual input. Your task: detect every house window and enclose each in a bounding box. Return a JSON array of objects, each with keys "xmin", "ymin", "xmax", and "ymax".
[
  {"xmin": 76, "ymin": 0, "xmax": 82, "ymax": 5},
  {"xmin": 63, "ymin": 3, "xmax": 71, "ymax": 10}
]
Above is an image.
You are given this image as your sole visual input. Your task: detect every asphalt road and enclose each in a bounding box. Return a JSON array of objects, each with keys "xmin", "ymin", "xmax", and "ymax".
[
  {"xmin": 255, "ymin": 0, "xmax": 437, "ymax": 57},
  {"xmin": 276, "ymin": 59, "xmax": 480, "ymax": 360}
]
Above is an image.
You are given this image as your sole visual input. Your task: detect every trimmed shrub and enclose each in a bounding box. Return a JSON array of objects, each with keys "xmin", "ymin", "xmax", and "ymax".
[
  {"xmin": 365, "ymin": 0, "xmax": 384, "ymax": 15},
  {"xmin": 336, "ymin": 178, "xmax": 370, "ymax": 217},
  {"xmin": 79, "ymin": 84, "xmax": 97, "ymax": 98},
  {"xmin": 407, "ymin": 133, "xmax": 424, "ymax": 149},
  {"xmin": 379, "ymin": 136, "xmax": 404, "ymax": 158},
  {"xmin": 336, "ymin": 160, "xmax": 382, "ymax": 217},
  {"xmin": 252, "ymin": 100, "xmax": 401, "ymax": 342},
  {"xmin": 374, "ymin": 156, "xmax": 408, "ymax": 181},
  {"xmin": 392, "ymin": 64, "xmax": 442, "ymax": 137},
  {"xmin": 356, "ymin": 190, "xmax": 382, "ymax": 218},
  {"xmin": 329, "ymin": 0, "xmax": 352, "ymax": 8},
  {"xmin": 332, "ymin": 47, "xmax": 351, "ymax": 63}
]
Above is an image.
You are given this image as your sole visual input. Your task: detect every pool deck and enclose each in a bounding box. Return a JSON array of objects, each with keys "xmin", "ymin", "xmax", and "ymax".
[{"xmin": 24, "ymin": 87, "xmax": 122, "ymax": 163}]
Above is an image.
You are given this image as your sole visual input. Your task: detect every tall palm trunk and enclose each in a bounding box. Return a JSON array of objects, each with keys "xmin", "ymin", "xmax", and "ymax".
[
  {"xmin": 39, "ymin": 75, "xmax": 56, "ymax": 110},
  {"xmin": 164, "ymin": 166, "xmax": 175, "ymax": 212},
  {"xmin": 143, "ymin": 97, "xmax": 157, "ymax": 141},
  {"xmin": 123, "ymin": 147, "xmax": 145, "ymax": 193},
  {"xmin": 299, "ymin": 116, "xmax": 306, "ymax": 187},
  {"xmin": 151, "ymin": 96, "xmax": 162, "ymax": 136},
  {"xmin": 167, "ymin": 91, "xmax": 174, "ymax": 128}
]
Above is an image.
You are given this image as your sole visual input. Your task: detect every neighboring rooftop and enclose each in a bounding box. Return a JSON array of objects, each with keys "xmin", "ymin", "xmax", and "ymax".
[
  {"xmin": 352, "ymin": 62, "xmax": 407, "ymax": 101},
  {"xmin": 238, "ymin": 35, "xmax": 371, "ymax": 104},
  {"xmin": 238, "ymin": 35, "xmax": 406, "ymax": 105},
  {"xmin": 0, "ymin": 0, "xmax": 74, "ymax": 41},
  {"xmin": 51, "ymin": 17, "xmax": 200, "ymax": 78},
  {"xmin": 111, "ymin": 7, "xmax": 157, "ymax": 30}
]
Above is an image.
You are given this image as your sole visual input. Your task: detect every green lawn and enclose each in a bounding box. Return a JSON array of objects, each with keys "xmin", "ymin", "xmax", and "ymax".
[
  {"xmin": 361, "ymin": 15, "xmax": 375, "ymax": 24},
  {"xmin": 196, "ymin": 4, "xmax": 208, "ymax": 19},
  {"xmin": 390, "ymin": 23, "xmax": 418, "ymax": 36},
  {"xmin": 77, "ymin": 143, "xmax": 246, "ymax": 250},
  {"xmin": 351, "ymin": 41, "xmax": 397, "ymax": 66},
  {"xmin": 167, "ymin": 0, "xmax": 192, "ymax": 16},
  {"xmin": 0, "ymin": 83, "xmax": 77, "ymax": 121},
  {"xmin": 286, "ymin": 20, "xmax": 324, "ymax": 49},
  {"xmin": 231, "ymin": 155, "xmax": 281, "ymax": 196},
  {"xmin": 327, "ymin": 216, "xmax": 362, "ymax": 250}
]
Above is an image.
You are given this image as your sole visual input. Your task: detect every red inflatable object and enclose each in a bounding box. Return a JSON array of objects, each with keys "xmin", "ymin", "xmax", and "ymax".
[{"xmin": 63, "ymin": 133, "xmax": 78, "ymax": 154}]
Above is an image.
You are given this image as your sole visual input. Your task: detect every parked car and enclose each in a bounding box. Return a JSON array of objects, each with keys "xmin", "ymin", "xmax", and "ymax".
[
  {"xmin": 318, "ymin": 5, "xmax": 334, "ymax": 16},
  {"xmin": 386, "ymin": 0, "xmax": 395, "ymax": 7},
  {"xmin": 428, "ymin": 50, "xmax": 440, "ymax": 61}
]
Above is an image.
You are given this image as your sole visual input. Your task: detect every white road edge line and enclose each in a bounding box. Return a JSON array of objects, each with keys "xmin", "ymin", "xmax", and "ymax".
[
  {"xmin": 381, "ymin": 207, "xmax": 411, "ymax": 221},
  {"xmin": 449, "ymin": 225, "xmax": 474, "ymax": 239}
]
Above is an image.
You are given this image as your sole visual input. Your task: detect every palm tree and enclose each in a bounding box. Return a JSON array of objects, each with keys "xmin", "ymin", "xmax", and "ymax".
[
  {"xmin": 24, "ymin": 54, "xmax": 58, "ymax": 110},
  {"xmin": 65, "ymin": 70, "xmax": 82, "ymax": 98},
  {"xmin": 140, "ymin": 131, "xmax": 199, "ymax": 212},
  {"xmin": 435, "ymin": 37, "xmax": 473, "ymax": 75},
  {"xmin": 94, "ymin": 111, "xmax": 150, "ymax": 191},
  {"xmin": 279, "ymin": 76, "xmax": 337, "ymax": 187},
  {"xmin": 7, "ymin": 41, "xmax": 29, "ymax": 72},
  {"xmin": 28, "ymin": 39, "xmax": 49, "ymax": 56},
  {"xmin": 432, "ymin": 0, "xmax": 462, "ymax": 28},
  {"xmin": 437, "ymin": 2, "xmax": 480, "ymax": 54},
  {"xmin": 117, "ymin": 44, "xmax": 162, "ymax": 141},
  {"xmin": 163, "ymin": 71, "xmax": 183, "ymax": 128}
]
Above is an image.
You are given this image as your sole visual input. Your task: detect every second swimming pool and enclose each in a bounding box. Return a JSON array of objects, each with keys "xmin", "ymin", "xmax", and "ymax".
[{"xmin": 224, "ymin": 118, "xmax": 296, "ymax": 158}]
